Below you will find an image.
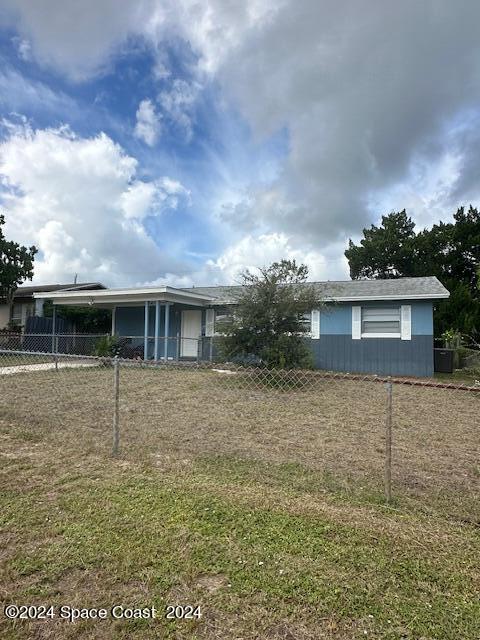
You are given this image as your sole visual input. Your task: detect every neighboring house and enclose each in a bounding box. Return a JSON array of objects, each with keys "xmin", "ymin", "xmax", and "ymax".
[
  {"xmin": 37, "ymin": 276, "xmax": 449, "ymax": 377},
  {"xmin": 0, "ymin": 283, "xmax": 106, "ymax": 331}
]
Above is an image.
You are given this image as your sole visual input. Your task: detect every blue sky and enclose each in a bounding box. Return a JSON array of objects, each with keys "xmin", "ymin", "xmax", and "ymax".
[{"xmin": 0, "ymin": 1, "xmax": 479, "ymax": 287}]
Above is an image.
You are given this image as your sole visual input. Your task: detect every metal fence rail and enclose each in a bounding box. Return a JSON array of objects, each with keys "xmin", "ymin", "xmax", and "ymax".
[{"xmin": 0, "ymin": 349, "xmax": 478, "ymax": 519}]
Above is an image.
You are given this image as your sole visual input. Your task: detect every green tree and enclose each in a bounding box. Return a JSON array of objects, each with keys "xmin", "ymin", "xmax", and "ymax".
[
  {"xmin": 42, "ymin": 300, "xmax": 111, "ymax": 333},
  {"xmin": 345, "ymin": 210, "xmax": 417, "ymax": 279},
  {"xmin": 345, "ymin": 207, "xmax": 480, "ymax": 341},
  {"xmin": 218, "ymin": 259, "xmax": 324, "ymax": 369},
  {"xmin": 0, "ymin": 213, "xmax": 37, "ymax": 306}
]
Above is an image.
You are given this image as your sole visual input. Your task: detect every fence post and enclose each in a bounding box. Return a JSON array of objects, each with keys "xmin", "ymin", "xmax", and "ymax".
[
  {"xmin": 112, "ymin": 356, "xmax": 120, "ymax": 456},
  {"xmin": 384, "ymin": 377, "xmax": 393, "ymax": 503}
]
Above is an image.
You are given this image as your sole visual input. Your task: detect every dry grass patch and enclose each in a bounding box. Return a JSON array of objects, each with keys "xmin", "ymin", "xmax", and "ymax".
[
  {"xmin": 0, "ymin": 364, "xmax": 478, "ymax": 518},
  {"xmin": 0, "ymin": 422, "xmax": 479, "ymax": 640}
]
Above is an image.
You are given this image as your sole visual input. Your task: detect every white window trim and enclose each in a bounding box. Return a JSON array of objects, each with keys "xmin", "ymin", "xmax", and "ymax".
[
  {"xmin": 352, "ymin": 306, "xmax": 361, "ymax": 339},
  {"xmin": 361, "ymin": 332, "xmax": 401, "ymax": 339},
  {"xmin": 400, "ymin": 304, "xmax": 412, "ymax": 341},
  {"xmin": 310, "ymin": 309, "xmax": 320, "ymax": 339}
]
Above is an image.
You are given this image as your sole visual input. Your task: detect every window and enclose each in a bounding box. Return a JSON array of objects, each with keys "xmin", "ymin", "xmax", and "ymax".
[
  {"xmin": 10, "ymin": 303, "xmax": 23, "ymax": 326},
  {"xmin": 300, "ymin": 312, "xmax": 312, "ymax": 334},
  {"xmin": 211, "ymin": 307, "xmax": 235, "ymax": 336},
  {"xmin": 361, "ymin": 307, "xmax": 400, "ymax": 337},
  {"xmin": 215, "ymin": 307, "xmax": 234, "ymax": 324}
]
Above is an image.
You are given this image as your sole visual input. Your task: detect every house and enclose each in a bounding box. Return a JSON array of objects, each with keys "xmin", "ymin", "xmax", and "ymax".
[
  {"xmin": 36, "ymin": 276, "xmax": 449, "ymax": 377},
  {"xmin": 0, "ymin": 282, "xmax": 106, "ymax": 331}
]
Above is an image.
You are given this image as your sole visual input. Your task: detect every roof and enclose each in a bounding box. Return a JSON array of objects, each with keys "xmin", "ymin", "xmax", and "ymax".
[
  {"xmin": 182, "ymin": 276, "xmax": 450, "ymax": 304},
  {"xmin": 14, "ymin": 283, "xmax": 105, "ymax": 298},
  {"xmin": 34, "ymin": 276, "xmax": 449, "ymax": 307},
  {"xmin": 35, "ymin": 285, "xmax": 216, "ymax": 307}
]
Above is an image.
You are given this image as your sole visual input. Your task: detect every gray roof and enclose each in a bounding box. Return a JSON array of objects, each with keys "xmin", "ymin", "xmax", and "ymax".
[
  {"xmin": 14, "ymin": 282, "xmax": 106, "ymax": 298},
  {"xmin": 181, "ymin": 276, "xmax": 449, "ymax": 304}
]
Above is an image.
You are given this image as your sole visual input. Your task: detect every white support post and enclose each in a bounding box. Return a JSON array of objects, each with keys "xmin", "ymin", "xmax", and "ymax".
[
  {"xmin": 154, "ymin": 301, "xmax": 160, "ymax": 360},
  {"xmin": 51, "ymin": 305, "xmax": 56, "ymax": 353},
  {"xmin": 164, "ymin": 303, "xmax": 170, "ymax": 361},
  {"xmin": 144, "ymin": 301, "xmax": 149, "ymax": 361},
  {"xmin": 111, "ymin": 306, "xmax": 116, "ymax": 336}
]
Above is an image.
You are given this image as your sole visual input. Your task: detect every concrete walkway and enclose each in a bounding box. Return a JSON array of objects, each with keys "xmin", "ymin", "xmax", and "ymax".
[{"xmin": 0, "ymin": 362, "xmax": 98, "ymax": 376}]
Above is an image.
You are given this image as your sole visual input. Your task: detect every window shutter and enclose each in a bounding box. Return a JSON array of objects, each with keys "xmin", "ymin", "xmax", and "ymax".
[
  {"xmin": 205, "ymin": 309, "xmax": 215, "ymax": 337},
  {"xmin": 401, "ymin": 305, "xmax": 411, "ymax": 340},
  {"xmin": 311, "ymin": 309, "xmax": 320, "ymax": 339},
  {"xmin": 352, "ymin": 306, "xmax": 361, "ymax": 340}
]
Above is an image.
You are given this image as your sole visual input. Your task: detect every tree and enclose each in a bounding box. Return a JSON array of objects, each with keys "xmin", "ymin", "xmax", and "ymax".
[
  {"xmin": 42, "ymin": 300, "xmax": 112, "ymax": 333},
  {"xmin": 345, "ymin": 210, "xmax": 417, "ymax": 279},
  {"xmin": 218, "ymin": 259, "xmax": 324, "ymax": 369},
  {"xmin": 0, "ymin": 214, "xmax": 37, "ymax": 306},
  {"xmin": 345, "ymin": 207, "xmax": 480, "ymax": 342}
]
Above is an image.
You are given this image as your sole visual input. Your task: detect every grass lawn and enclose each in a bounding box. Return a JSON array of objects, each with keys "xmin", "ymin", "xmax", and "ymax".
[
  {"xmin": 0, "ymin": 364, "xmax": 479, "ymax": 638},
  {"xmin": 434, "ymin": 369, "xmax": 480, "ymax": 385}
]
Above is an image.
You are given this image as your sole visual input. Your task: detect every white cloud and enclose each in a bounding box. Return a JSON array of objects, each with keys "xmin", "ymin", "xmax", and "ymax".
[
  {"xmin": 11, "ymin": 35, "xmax": 31, "ymax": 60},
  {"xmin": 158, "ymin": 79, "xmax": 200, "ymax": 141},
  {"xmin": 120, "ymin": 177, "xmax": 190, "ymax": 219},
  {"xmin": 134, "ymin": 99, "xmax": 161, "ymax": 146},
  {"xmin": 204, "ymin": 232, "xmax": 348, "ymax": 283},
  {"xmin": 148, "ymin": 232, "xmax": 349, "ymax": 288},
  {"xmin": 0, "ymin": 124, "xmax": 189, "ymax": 286}
]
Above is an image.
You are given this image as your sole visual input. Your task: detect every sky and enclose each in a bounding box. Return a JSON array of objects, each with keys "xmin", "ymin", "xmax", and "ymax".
[{"xmin": 0, "ymin": 1, "xmax": 479, "ymax": 288}]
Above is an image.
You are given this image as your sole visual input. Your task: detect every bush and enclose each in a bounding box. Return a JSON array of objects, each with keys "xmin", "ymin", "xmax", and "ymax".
[
  {"xmin": 218, "ymin": 259, "xmax": 323, "ymax": 370},
  {"xmin": 93, "ymin": 335, "xmax": 122, "ymax": 357}
]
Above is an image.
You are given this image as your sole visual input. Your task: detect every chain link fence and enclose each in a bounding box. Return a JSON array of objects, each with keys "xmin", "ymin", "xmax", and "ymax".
[
  {"xmin": 0, "ymin": 348, "xmax": 478, "ymax": 522},
  {"xmin": 0, "ymin": 332, "xmax": 108, "ymax": 355}
]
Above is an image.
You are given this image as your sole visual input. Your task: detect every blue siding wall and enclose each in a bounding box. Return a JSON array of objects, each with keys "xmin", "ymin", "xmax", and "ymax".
[
  {"xmin": 309, "ymin": 336, "xmax": 433, "ymax": 376},
  {"xmin": 320, "ymin": 301, "xmax": 433, "ymax": 335},
  {"xmin": 114, "ymin": 300, "xmax": 435, "ymax": 375},
  {"xmin": 314, "ymin": 301, "xmax": 434, "ymax": 375}
]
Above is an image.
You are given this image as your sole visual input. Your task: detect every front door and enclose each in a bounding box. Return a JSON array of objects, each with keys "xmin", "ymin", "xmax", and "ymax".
[{"xmin": 181, "ymin": 310, "xmax": 202, "ymax": 357}]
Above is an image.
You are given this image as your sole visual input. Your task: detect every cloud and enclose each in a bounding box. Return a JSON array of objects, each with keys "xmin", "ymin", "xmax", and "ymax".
[
  {"xmin": 11, "ymin": 35, "xmax": 31, "ymax": 61},
  {"xmin": 0, "ymin": 66, "xmax": 78, "ymax": 116},
  {"xmin": 0, "ymin": 123, "xmax": 189, "ymax": 286},
  {"xmin": 3, "ymin": 1, "xmax": 480, "ymax": 284},
  {"xmin": 0, "ymin": 0, "xmax": 160, "ymax": 81},
  {"xmin": 158, "ymin": 79, "xmax": 200, "ymax": 141},
  {"xmin": 149, "ymin": 232, "xmax": 349, "ymax": 288},
  {"xmin": 205, "ymin": 232, "xmax": 348, "ymax": 283},
  {"xmin": 134, "ymin": 98, "xmax": 161, "ymax": 146}
]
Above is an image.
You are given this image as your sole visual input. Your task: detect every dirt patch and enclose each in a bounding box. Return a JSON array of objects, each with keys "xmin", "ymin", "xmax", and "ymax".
[{"xmin": 194, "ymin": 573, "xmax": 229, "ymax": 594}]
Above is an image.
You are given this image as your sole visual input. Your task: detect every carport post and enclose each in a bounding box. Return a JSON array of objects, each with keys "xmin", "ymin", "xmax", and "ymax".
[
  {"xmin": 154, "ymin": 301, "xmax": 160, "ymax": 360},
  {"xmin": 144, "ymin": 301, "xmax": 149, "ymax": 361},
  {"xmin": 384, "ymin": 378, "xmax": 393, "ymax": 503},
  {"xmin": 164, "ymin": 303, "xmax": 170, "ymax": 361},
  {"xmin": 51, "ymin": 305, "xmax": 56, "ymax": 353},
  {"xmin": 111, "ymin": 306, "xmax": 116, "ymax": 336}
]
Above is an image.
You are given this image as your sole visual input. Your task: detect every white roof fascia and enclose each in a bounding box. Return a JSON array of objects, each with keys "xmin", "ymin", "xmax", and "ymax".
[
  {"xmin": 35, "ymin": 286, "xmax": 216, "ymax": 307},
  {"xmin": 329, "ymin": 293, "xmax": 450, "ymax": 302}
]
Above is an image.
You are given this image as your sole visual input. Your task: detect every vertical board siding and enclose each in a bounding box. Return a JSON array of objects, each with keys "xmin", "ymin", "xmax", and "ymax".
[{"xmin": 309, "ymin": 335, "xmax": 434, "ymax": 376}]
